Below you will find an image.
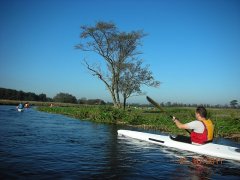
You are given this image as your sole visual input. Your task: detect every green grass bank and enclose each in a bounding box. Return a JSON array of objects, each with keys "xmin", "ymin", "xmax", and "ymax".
[{"xmin": 37, "ymin": 105, "xmax": 240, "ymax": 141}]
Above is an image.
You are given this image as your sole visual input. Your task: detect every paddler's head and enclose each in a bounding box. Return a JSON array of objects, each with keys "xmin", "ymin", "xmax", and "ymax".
[{"xmin": 195, "ymin": 106, "xmax": 207, "ymax": 120}]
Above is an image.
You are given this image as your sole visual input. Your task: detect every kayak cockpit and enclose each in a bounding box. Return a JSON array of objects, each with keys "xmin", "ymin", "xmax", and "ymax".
[
  {"xmin": 170, "ymin": 135, "xmax": 191, "ymax": 144},
  {"xmin": 170, "ymin": 135, "xmax": 214, "ymax": 145},
  {"xmin": 235, "ymin": 148, "xmax": 240, "ymax": 153}
]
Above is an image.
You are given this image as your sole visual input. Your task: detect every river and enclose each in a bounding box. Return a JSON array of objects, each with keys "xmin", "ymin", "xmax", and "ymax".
[{"xmin": 0, "ymin": 105, "xmax": 239, "ymax": 179}]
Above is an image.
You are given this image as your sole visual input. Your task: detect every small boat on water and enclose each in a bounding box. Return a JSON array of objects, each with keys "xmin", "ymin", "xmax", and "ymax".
[
  {"xmin": 17, "ymin": 103, "xmax": 24, "ymax": 112},
  {"xmin": 118, "ymin": 130, "xmax": 240, "ymax": 161},
  {"xmin": 17, "ymin": 108, "xmax": 24, "ymax": 112}
]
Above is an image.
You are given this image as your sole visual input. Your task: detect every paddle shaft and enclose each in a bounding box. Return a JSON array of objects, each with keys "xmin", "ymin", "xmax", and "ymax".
[{"xmin": 146, "ymin": 96, "xmax": 190, "ymax": 134}]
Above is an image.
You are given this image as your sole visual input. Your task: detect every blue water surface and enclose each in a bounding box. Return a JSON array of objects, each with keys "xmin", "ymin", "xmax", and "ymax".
[{"xmin": 0, "ymin": 105, "xmax": 239, "ymax": 179}]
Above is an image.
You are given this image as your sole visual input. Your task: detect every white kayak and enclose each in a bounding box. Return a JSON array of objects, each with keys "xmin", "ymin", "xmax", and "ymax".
[
  {"xmin": 118, "ymin": 130, "xmax": 240, "ymax": 161},
  {"xmin": 17, "ymin": 108, "xmax": 24, "ymax": 112}
]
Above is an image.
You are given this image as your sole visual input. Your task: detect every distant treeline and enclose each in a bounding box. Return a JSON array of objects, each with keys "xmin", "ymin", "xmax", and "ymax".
[
  {"xmin": 0, "ymin": 87, "xmax": 49, "ymax": 102},
  {"xmin": 0, "ymin": 87, "xmax": 106, "ymax": 105},
  {"xmin": 0, "ymin": 87, "xmax": 238, "ymax": 108},
  {"xmin": 157, "ymin": 102, "xmax": 233, "ymax": 109}
]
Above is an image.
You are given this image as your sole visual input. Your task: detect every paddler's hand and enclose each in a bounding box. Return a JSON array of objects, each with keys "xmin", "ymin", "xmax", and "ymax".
[
  {"xmin": 172, "ymin": 116, "xmax": 176, "ymax": 122},
  {"xmin": 172, "ymin": 116, "xmax": 178, "ymax": 122}
]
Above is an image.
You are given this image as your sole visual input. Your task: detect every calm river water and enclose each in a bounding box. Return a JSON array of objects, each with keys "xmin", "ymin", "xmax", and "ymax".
[{"xmin": 0, "ymin": 105, "xmax": 239, "ymax": 179}]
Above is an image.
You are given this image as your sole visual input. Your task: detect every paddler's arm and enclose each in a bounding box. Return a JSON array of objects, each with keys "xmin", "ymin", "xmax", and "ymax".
[{"xmin": 172, "ymin": 116, "xmax": 189, "ymax": 130}]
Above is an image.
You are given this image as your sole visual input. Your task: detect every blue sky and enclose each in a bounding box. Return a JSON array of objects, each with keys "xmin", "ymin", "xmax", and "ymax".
[{"xmin": 0, "ymin": 0, "xmax": 239, "ymax": 105}]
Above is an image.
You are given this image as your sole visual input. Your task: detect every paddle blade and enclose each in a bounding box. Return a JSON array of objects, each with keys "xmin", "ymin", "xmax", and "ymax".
[{"xmin": 146, "ymin": 96, "xmax": 165, "ymax": 112}]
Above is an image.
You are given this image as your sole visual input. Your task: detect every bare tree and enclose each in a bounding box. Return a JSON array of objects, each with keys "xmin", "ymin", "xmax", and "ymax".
[
  {"xmin": 230, "ymin": 100, "xmax": 238, "ymax": 108},
  {"xmin": 119, "ymin": 60, "xmax": 160, "ymax": 109},
  {"xmin": 75, "ymin": 21, "xmax": 158, "ymax": 108}
]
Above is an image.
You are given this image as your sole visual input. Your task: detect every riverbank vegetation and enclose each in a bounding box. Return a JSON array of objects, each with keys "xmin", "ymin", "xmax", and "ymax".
[
  {"xmin": 37, "ymin": 105, "xmax": 240, "ymax": 141},
  {"xmin": 1, "ymin": 98, "xmax": 239, "ymax": 140}
]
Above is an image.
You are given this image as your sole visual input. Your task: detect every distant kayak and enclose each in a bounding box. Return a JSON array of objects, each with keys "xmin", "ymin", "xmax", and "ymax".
[
  {"xmin": 118, "ymin": 130, "xmax": 240, "ymax": 161},
  {"xmin": 17, "ymin": 108, "xmax": 24, "ymax": 112}
]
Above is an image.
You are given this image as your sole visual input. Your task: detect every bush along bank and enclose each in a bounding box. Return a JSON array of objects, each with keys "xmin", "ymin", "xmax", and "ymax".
[{"xmin": 38, "ymin": 106, "xmax": 139, "ymax": 124}]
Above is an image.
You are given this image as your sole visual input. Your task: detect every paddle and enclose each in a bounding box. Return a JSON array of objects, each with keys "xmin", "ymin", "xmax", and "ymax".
[
  {"xmin": 146, "ymin": 96, "xmax": 190, "ymax": 134},
  {"xmin": 146, "ymin": 96, "xmax": 172, "ymax": 117}
]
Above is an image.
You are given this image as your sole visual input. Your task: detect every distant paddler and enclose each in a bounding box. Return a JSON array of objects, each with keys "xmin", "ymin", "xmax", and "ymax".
[
  {"xmin": 24, "ymin": 102, "xmax": 30, "ymax": 108},
  {"xmin": 17, "ymin": 103, "xmax": 24, "ymax": 112}
]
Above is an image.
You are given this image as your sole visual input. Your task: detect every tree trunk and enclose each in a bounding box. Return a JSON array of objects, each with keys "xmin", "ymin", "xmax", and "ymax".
[{"xmin": 123, "ymin": 95, "xmax": 127, "ymax": 110}]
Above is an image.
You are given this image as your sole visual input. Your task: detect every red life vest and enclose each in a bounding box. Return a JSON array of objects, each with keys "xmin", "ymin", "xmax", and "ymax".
[{"xmin": 190, "ymin": 121, "xmax": 208, "ymax": 144}]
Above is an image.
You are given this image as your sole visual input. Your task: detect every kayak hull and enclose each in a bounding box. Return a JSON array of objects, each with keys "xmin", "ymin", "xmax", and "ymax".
[
  {"xmin": 17, "ymin": 108, "xmax": 24, "ymax": 112},
  {"xmin": 118, "ymin": 130, "xmax": 240, "ymax": 161}
]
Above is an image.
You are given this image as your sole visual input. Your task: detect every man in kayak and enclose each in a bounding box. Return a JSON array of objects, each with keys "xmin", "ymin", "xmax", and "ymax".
[
  {"xmin": 172, "ymin": 106, "xmax": 214, "ymax": 145},
  {"xmin": 24, "ymin": 102, "xmax": 30, "ymax": 108},
  {"xmin": 17, "ymin": 103, "xmax": 24, "ymax": 109}
]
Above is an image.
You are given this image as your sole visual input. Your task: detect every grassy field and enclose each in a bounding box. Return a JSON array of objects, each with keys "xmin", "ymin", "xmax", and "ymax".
[{"xmin": 37, "ymin": 105, "xmax": 240, "ymax": 141}]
